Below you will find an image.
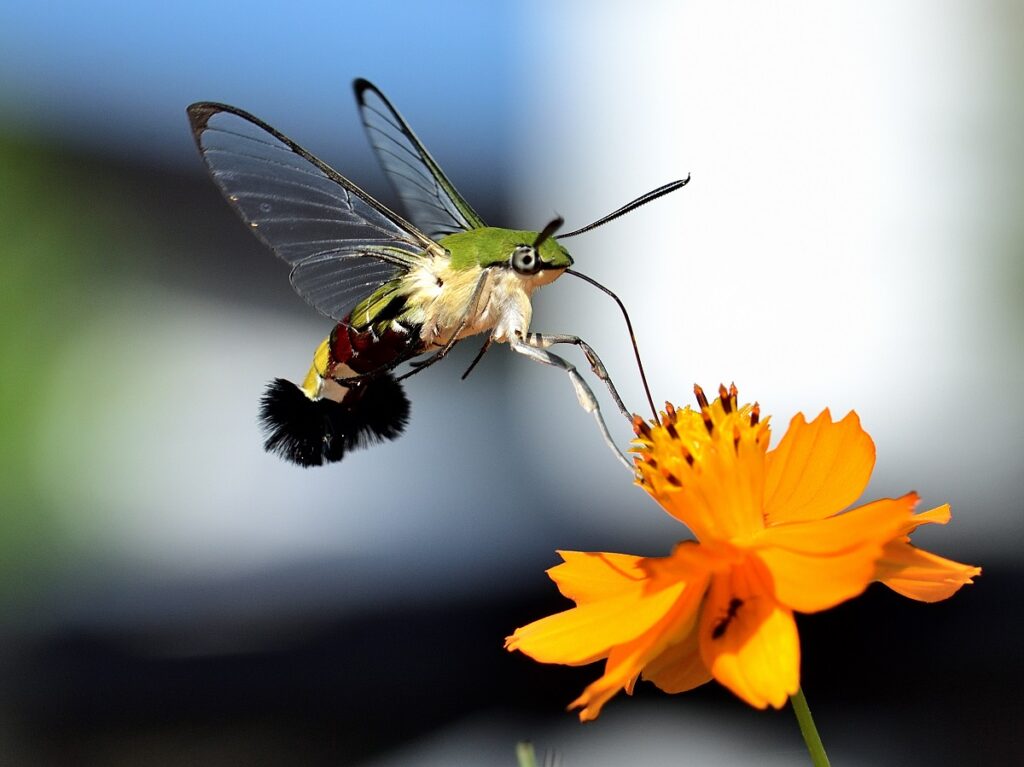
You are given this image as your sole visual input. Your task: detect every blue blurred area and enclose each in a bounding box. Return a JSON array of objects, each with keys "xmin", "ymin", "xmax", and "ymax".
[{"xmin": 0, "ymin": 0, "xmax": 513, "ymax": 177}]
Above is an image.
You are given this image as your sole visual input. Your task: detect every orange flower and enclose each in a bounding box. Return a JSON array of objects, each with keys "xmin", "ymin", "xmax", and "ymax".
[{"xmin": 506, "ymin": 385, "xmax": 980, "ymax": 720}]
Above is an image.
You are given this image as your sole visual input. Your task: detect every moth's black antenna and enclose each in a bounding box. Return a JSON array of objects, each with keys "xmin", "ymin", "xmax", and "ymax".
[
  {"xmin": 533, "ymin": 215, "xmax": 564, "ymax": 248},
  {"xmin": 566, "ymin": 268, "xmax": 657, "ymax": 419},
  {"xmin": 559, "ymin": 177, "xmax": 690, "ymax": 239}
]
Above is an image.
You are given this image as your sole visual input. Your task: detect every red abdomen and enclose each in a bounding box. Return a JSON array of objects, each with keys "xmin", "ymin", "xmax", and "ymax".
[{"xmin": 328, "ymin": 317, "xmax": 422, "ymax": 376}]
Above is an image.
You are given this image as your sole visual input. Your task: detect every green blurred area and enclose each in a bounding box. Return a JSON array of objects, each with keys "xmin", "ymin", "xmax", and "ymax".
[{"xmin": 0, "ymin": 135, "xmax": 147, "ymax": 598}]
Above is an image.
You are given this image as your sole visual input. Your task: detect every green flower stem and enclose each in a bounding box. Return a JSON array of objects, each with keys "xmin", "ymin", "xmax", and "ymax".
[
  {"xmin": 515, "ymin": 742, "xmax": 539, "ymax": 767},
  {"xmin": 790, "ymin": 687, "xmax": 831, "ymax": 767}
]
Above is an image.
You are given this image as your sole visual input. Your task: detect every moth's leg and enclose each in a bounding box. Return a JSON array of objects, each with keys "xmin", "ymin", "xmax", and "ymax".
[
  {"xmin": 407, "ymin": 342, "xmax": 459, "ymax": 369},
  {"xmin": 396, "ymin": 341, "xmax": 459, "ymax": 380},
  {"xmin": 523, "ymin": 332, "xmax": 630, "ymax": 418},
  {"xmin": 397, "ymin": 268, "xmax": 492, "ymax": 382},
  {"xmin": 460, "ymin": 335, "xmax": 494, "ymax": 380},
  {"xmin": 509, "ymin": 334, "xmax": 633, "ymax": 473}
]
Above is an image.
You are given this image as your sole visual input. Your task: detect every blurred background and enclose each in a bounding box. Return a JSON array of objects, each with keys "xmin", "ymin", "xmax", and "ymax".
[{"xmin": 1, "ymin": 1, "xmax": 1020, "ymax": 764}]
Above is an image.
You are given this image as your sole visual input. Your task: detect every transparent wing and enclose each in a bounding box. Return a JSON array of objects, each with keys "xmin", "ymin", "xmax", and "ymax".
[
  {"xmin": 288, "ymin": 244, "xmax": 416, "ymax": 322},
  {"xmin": 188, "ymin": 102, "xmax": 441, "ymax": 321},
  {"xmin": 354, "ymin": 79, "xmax": 486, "ymax": 240}
]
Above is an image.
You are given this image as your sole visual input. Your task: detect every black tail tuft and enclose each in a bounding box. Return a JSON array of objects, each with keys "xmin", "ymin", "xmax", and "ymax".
[{"xmin": 258, "ymin": 376, "xmax": 410, "ymax": 467}]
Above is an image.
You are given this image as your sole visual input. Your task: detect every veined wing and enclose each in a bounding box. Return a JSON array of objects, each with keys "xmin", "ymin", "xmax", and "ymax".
[
  {"xmin": 288, "ymin": 243, "xmax": 418, "ymax": 323},
  {"xmin": 188, "ymin": 102, "xmax": 443, "ymax": 321},
  {"xmin": 354, "ymin": 79, "xmax": 486, "ymax": 240}
]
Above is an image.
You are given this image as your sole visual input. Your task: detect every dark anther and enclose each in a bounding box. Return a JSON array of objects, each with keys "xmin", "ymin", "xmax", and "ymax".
[
  {"xmin": 719, "ymin": 384, "xmax": 732, "ymax": 414},
  {"xmin": 694, "ymin": 384, "xmax": 709, "ymax": 409},
  {"xmin": 633, "ymin": 415, "xmax": 653, "ymax": 439},
  {"xmin": 665, "ymin": 472, "xmax": 682, "ymax": 487},
  {"xmin": 666, "ymin": 422, "xmax": 679, "ymax": 440},
  {"xmin": 750, "ymin": 403, "xmax": 760, "ymax": 426}
]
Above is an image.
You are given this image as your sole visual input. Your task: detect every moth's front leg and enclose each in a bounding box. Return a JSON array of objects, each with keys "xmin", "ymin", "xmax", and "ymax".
[
  {"xmin": 509, "ymin": 332, "xmax": 633, "ymax": 473},
  {"xmin": 522, "ymin": 332, "xmax": 630, "ymax": 418}
]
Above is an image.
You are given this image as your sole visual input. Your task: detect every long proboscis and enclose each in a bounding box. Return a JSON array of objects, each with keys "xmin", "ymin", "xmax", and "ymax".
[
  {"xmin": 566, "ymin": 268, "xmax": 657, "ymax": 419},
  {"xmin": 558, "ymin": 176, "xmax": 690, "ymax": 239}
]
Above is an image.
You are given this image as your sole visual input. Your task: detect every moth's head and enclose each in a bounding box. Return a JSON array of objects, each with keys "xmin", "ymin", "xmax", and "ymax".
[
  {"xmin": 509, "ymin": 235, "xmax": 572, "ymax": 285},
  {"xmin": 506, "ymin": 215, "xmax": 572, "ymax": 287}
]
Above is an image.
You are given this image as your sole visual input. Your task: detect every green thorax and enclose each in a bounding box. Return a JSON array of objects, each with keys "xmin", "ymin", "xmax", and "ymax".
[
  {"xmin": 348, "ymin": 227, "xmax": 572, "ymax": 334},
  {"xmin": 439, "ymin": 227, "xmax": 573, "ymax": 271}
]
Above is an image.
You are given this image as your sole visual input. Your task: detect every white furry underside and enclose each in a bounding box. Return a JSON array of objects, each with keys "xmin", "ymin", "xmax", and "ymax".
[{"xmin": 403, "ymin": 260, "xmax": 562, "ymax": 347}]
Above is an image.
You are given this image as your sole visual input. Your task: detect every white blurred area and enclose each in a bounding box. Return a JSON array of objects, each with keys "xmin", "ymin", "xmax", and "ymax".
[{"xmin": 513, "ymin": 0, "xmax": 1023, "ymax": 559}]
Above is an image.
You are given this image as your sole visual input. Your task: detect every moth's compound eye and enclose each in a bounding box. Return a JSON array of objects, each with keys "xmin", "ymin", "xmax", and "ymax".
[{"xmin": 511, "ymin": 245, "xmax": 540, "ymax": 275}]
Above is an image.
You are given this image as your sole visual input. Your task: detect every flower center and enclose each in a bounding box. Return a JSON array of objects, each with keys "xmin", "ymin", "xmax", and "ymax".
[{"xmin": 631, "ymin": 385, "xmax": 772, "ymax": 538}]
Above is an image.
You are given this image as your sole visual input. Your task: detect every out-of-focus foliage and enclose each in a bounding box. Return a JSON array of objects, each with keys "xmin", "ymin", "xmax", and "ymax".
[{"xmin": 0, "ymin": 137, "xmax": 145, "ymax": 595}]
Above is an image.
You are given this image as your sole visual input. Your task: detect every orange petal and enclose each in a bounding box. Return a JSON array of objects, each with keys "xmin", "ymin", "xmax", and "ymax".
[
  {"xmin": 760, "ymin": 493, "xmax": 915, "ymax": 553},
  {"xmin": 764, "ymin": 410, "xmax": 875, "ymax": 524},
  {"xmin": 754, "ymin": 542, "xmax": 881, "ymax": 613},
  {"xmin": 643, "ymin": 540, "xmax": 727, "ymax": 587},
  {"xmin": 910, "ymin": 503, "xmax": 951, "ymax": 525},
  {"xmin": 548, "ymin": 551, "xmax": 647, "ymax": 604},
  {"xmin": 700, "ymin": 560, "xmax": 800, "ymax": 709},
  {"xmin": 754, "ymin": 495, "xmax": 915, "ymax": 612},
  {"xmin": 877, "ymin": 541, "xmax": 981, "ymax": 602},
  {"xmin": 569, "ymin": 572, "xmax": 708, "ymax": 721},
  {"xmin": 897, "ymin": 503, "xmax": 951, "ymax": 536},
  {"xmin": 506, "ymin": 580, "xmax": 685, "ymax": 666},
  {"xmin": 641, "ymin": 621, "xmax": 712, "ymax": 694}
]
